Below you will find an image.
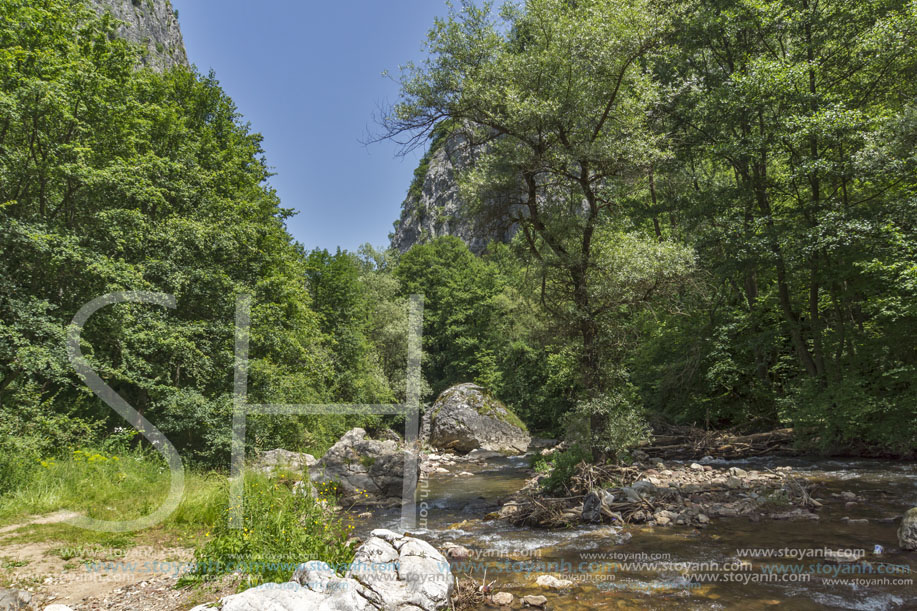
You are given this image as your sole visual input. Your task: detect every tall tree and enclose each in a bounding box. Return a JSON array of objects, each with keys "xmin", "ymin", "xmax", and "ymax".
[{"xmin": 383, "ymin": 0, "xmax": 697, "ymax": 456}]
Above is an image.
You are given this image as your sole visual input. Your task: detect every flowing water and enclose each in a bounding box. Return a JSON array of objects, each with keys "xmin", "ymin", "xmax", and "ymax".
[{"xmin": 355, "ymin": 454, "xmax": 917, "ymax": 610}]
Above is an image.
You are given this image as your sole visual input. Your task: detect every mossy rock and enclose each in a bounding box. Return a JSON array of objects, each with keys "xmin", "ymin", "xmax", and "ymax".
[{"xmin": 422, "ymin": 383, "xmax": 530, "ymax": 454}]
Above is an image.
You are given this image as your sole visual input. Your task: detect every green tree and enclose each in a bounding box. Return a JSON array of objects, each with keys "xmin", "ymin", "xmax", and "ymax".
[
  {"xmin": 394, "ymin": 236, "xmax": 503, "ymax": 397},
  {"xmin": 0, "ymin": 0, "xmax": 336, "ymax": 468},
  {"xmin": 383, "ymin": 0, "xmax": 694, "ymax": 456},
  {"xmin": 647, "ymin": 0, "xmax": 917, "ymax": 451}
]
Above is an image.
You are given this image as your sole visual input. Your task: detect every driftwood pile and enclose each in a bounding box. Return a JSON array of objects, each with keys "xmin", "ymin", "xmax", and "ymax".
[
  {"xmin": 500, "ymin": 453, "xmax": 818, "ymax": 529},
  {"xmin": 640, "ymin": 426, "xmax": 797, "ymax": 459}
]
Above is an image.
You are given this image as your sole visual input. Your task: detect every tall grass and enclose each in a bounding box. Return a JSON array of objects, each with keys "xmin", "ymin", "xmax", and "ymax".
[{"xmin": 0, "ymin": 447, "xmax": 354, "ymax": 587}]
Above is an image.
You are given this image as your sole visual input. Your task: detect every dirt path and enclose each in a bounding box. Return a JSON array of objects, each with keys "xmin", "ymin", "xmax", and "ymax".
[{"xmin": 0, "ymin": 514, "xmax": 233, "ymax": 610}]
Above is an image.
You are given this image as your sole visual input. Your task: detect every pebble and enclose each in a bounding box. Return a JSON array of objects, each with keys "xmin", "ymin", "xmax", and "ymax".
[
  {"xmin": 522, "ymin": 595, "xmax": 548, "ymax": 607},
  {"xmin": 492, "ymin": 592, "xmax": 514, "ymax": 606}
]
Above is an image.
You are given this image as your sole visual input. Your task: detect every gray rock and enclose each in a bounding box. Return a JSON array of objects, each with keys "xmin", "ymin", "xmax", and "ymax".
[
  {"xmin": 391, "ymin": 134, "xmax": 520, "ymax": 255},
  {"xmin": 192, "ymin": 587, "xmax": 328, "ymax": 611},
  {"xmin": 521, "ymin": 595, "xmax": 548, "ymax": 607},
  {"xmin": 0, "ymin": 589, "xmax": 30, "ymax": 611},
  {"xmin": 442, "ymin": 543, "xmax": 472, "ymax": 560},
  {"xmin": 492, "ymin": 592, "xmax": 514, "ymax": 606},
  {"xmin": 899, "ymin": 507, "xmax": 917, "ymax": 551},
  {"xmin": 310, "ymin": 429, "xmax": 419, "ymax": 505},
  {"xmin": 345, "ymin": 529, "xmax": 452, "ymax": 609},
  {"xmin": 422, "ymin": 383, "xmax": 529, "ymax": 454},
  {"xmin": 204, "ymin": 531, "xmax": 452, "ymax": 611},
  {"xmin": 535, "ymin": 575, "xmax": 572, "ymax": 589},
  {"xmin": 255, "ymin": 449, "xmax": 317, "ymax": 475},
  {"xmin": 90, "ymin": 0, "xmax": 187, "ymax": 72},
  {"xmin": 465, "ymin": 449, "xmax": 504, "ymax": 461},
  {"xmin": 582, "ymin": 489, "xmax": 616, "ymax": 523}
]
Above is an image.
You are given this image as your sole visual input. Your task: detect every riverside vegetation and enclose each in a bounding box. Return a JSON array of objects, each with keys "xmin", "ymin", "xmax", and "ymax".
[{"xmin": 0, "ymin": 0, "xmax": 915, "ymax": 605}]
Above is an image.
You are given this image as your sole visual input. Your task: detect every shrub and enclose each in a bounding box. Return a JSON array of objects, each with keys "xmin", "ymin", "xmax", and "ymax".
[
  {"xmin": 187, "ymin": 474, "xmax": 355, "ymax": 588},
  {"xmin": 565, "ymin": 387, "xmax": 652, "ymax": 462},
  {"xmin": 0, "ymin": 389, "xmax": 100, "ymax": 495},
  {"xmin": 538, "ymin": 445, "xmax": 591, "ymax": 495}
]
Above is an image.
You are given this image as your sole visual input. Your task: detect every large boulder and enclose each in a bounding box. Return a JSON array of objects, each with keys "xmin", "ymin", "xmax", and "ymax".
[
  {"xmin": 421, "ymin": 384, "xmax": 529, "ymax": 454},
  {"xmin": 310, "ymin": 429, "xmax": 418, "ymax": 505},
  {"xmin": 192, "ymin": 530, "xmax": 452, "ymax": 611},
  {"xmin": 899, "ymin": 507, "xmax": 917, "ymax": 551}
]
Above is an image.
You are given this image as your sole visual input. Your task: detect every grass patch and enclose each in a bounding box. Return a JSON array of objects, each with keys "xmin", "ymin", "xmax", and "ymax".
[
  {"xmin": 0, "ymin": 447, "xmax": 354, "ymax": 589},
  {"xmin": 184, "ymin": 474, "xmax": 354, "ymax": 588}
]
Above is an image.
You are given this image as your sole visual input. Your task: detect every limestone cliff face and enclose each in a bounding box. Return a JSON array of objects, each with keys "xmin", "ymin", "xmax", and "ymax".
[
  {"xmin": 91, "ymin": 0, "xmax": 187, "ymax": 72},
  {"xmin": 390, "ymin": 135, "xmax": 518, "ymax": 255}
]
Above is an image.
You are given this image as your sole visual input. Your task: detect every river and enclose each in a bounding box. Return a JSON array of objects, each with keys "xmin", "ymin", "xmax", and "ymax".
[{"xmin": 354, "ymin": 453, "xmax": 917, "ymax": 610}]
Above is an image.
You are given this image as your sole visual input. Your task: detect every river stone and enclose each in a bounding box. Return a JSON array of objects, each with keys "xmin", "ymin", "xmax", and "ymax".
[
  {"xmin": 492, "ymin": 592, "xmax": 514, "ymax": 606},
  {"xmin": 255, "ymin": 449, "xmax": 317, "ymax": 475},
  {"xmin": 310, "ymin": 428, "xmax": 419, "ymax": 505},
  {"xmin": 899, "ymin": 507, "xmax": 917, "ymax": 551},
  {"xmin": 344, "ymin": 529, "xmax": 453, "ymax": 609},
  {"xmin": 191, "ymin": 586, "xmax": 330, "ymax": 611},
  {"xmin": 582, "ymin": 489, "xmax": 616, "ymax": 523},
  {"xmin": 521, "ymin": 595, "xmax": 548, "ymax": 607},
  {"xmin": 442, "ymin": 543, "xmax": 472, "ymax": 560},
  {"xmin": 421, "ymin": 383, "xmax": 530, "ymax": 454},
  {"xmin": 535, "ymin": 575, "xmax": 572, "ymax": 589},
  {"xmin": 197, "ymin": 531, "xmax": 452, "ymax": 611}
]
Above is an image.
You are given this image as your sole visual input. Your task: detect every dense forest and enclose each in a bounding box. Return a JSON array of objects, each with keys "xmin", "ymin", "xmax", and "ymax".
[{"xmin": 1, "ymin": 0, "xmax": 915, "ymax": 499}]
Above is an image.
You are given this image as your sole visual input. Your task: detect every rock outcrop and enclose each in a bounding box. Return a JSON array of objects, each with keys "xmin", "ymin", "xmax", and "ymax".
[
  {"xmin": 421, "ymin": 383, "xmax": 529, "ymax": 454},
  {"xmin": 899, "ymin": 507, "xmax": 917, "ymax": 551},
  {"xmin": 91, "ymin": 0, "xmax": 188, "ymax": 72},
  {"xmin": 192, "ymin": 530, "xmax": 452, "ymax": 611},
  {"xmin": 310, "ymin": 429, "xmax": 418, "ymax": 505},
  {"xmin": 255, "ymin": 449, "xmax": 316, "ymax": 475},
  {"xmin": 390, "ymin": 134, "xmax": 518, "ymax": 255}
]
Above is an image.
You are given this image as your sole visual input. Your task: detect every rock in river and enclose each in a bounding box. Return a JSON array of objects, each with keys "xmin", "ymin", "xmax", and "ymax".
[
  {"xmin": 899, "ymin": 507, "xmax": 917, "ymax": 551},
  {"xmin": 421, "ymin": 383, "xmax": 529, "ymax": 454}
]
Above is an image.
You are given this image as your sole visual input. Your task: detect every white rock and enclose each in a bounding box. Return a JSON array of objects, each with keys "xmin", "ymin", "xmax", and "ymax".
[
  {"xmin": 492, "ymin": 591, "xmax": 514, "ymax": 606},
  {"xmin": 535, "ymin": 574, "xmax": 573, "ymax": 589}
]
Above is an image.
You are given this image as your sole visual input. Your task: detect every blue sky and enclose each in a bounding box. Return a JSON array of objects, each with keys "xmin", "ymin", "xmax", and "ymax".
[{"xmin": 171, "ymin": 0, "xmax": 451, "ymax": 252}]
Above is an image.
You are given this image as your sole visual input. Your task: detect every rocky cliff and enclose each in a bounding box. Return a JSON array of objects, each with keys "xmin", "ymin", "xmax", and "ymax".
[
  {"xmin": 92, "ymin": 0, "xmax": 187, "ymax": 72},
  {"xmin": 390, "ymin": 134, "xmax": 518, "ymax": 255}
]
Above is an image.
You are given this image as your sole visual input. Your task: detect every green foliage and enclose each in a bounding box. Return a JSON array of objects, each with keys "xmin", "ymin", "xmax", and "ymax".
[
  {"xmin": 538, "ymin": 445, "xmax": 591, "ymax": 495},
  {"xmin": 566, "ymin": 388, "xmax": 652, "ymax": 461},
  {"xmin": 305, "ymin": 248, "xmax": 394, "ymax": 406},
  {"xmin": 0, "ymin": 0, "xmax": 349, "ymax": 465},
  {"xmin": 394, "ymin": 236, "xmax": 504, "ymax": 397},
  {"xmin": 0, "ymin": 446, "xmax": 353, "ymax": 589},
  {"xmin": 0, "ymin": 387, "xmax": 100, "ymax": 494},
  {"xmin": 188, "ymin": 475, "xmax": 354, "ymax": 587}
]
